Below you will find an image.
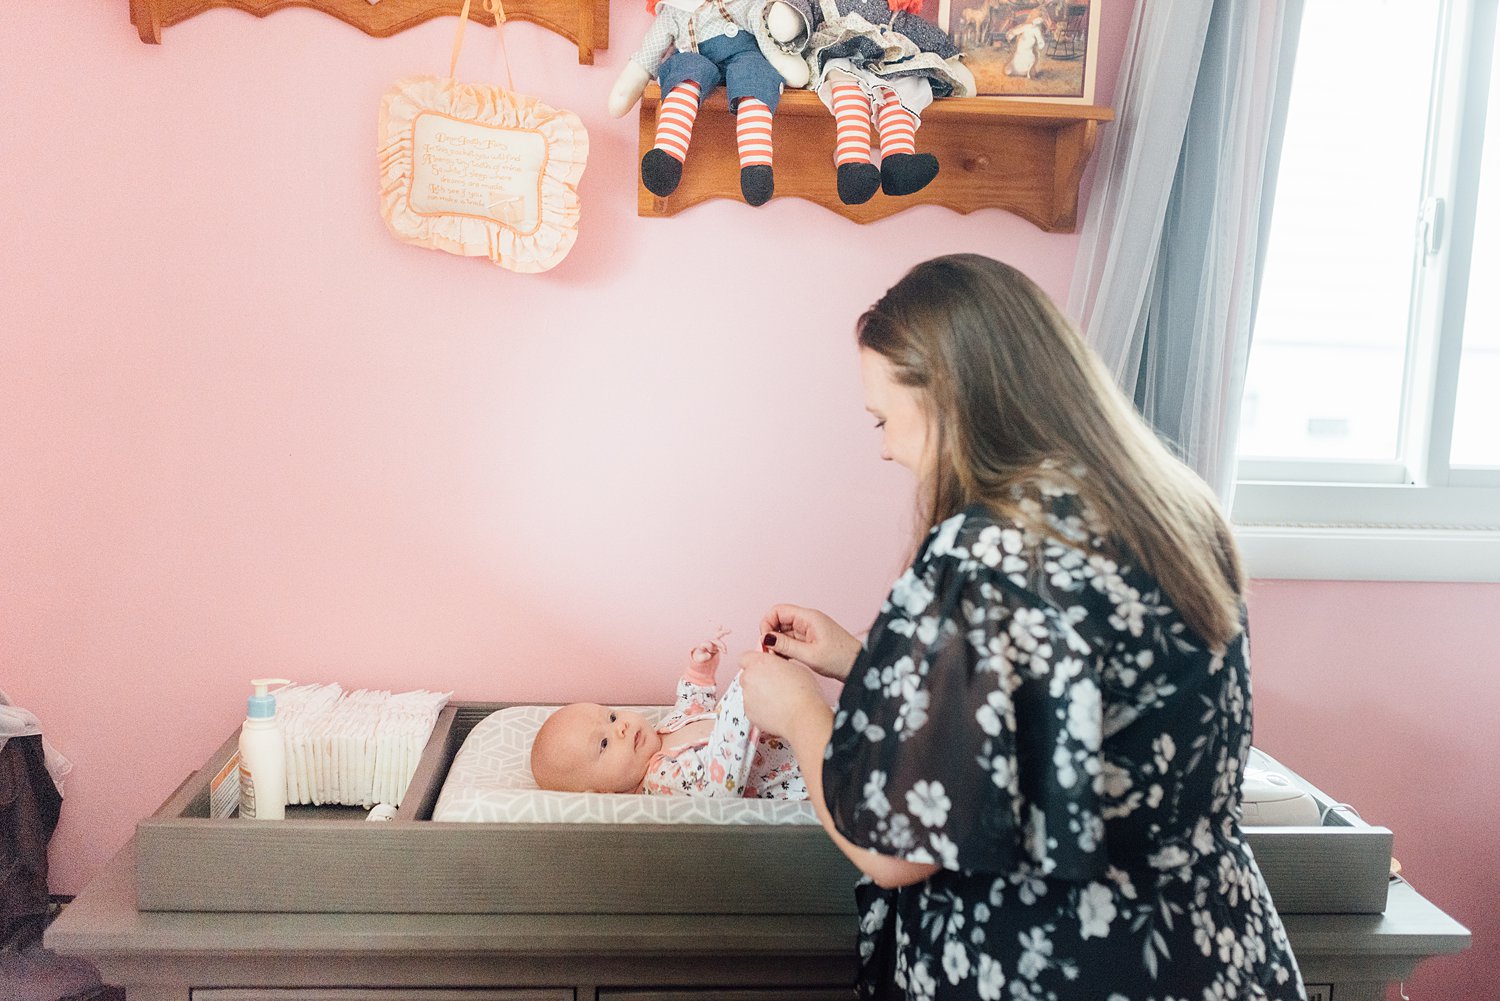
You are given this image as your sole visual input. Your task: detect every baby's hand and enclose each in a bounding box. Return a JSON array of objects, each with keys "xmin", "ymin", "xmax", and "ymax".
[{"xmin": 689, "ymin": 627, "xmax": 732, "ymax": 669}]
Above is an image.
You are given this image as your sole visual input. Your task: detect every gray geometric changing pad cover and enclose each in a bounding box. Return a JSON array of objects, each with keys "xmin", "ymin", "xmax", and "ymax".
[{"xmin": 432, "ymin": 704, "xmax": 818, "ymax": 825}]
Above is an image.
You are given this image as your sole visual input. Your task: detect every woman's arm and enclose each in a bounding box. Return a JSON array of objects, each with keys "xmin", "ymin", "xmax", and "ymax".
[
  {"xmin": 791, "ymin": 702, "xmax": 941, "ymax": 889},
  {"xmin": 740, "ymin": 653, "xmax": 939, "ymax": 889}
]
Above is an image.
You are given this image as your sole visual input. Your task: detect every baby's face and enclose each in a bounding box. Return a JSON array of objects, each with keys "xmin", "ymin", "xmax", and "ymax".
[{"xmin": 536, "ymin": 703, "xmax": 664, "ymax": 793}]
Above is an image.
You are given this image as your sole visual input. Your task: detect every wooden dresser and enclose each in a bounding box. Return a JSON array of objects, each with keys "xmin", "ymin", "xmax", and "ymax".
[{"xmin": 48, "ymin": 838, "xmax": 1470, "ymax": 1001}]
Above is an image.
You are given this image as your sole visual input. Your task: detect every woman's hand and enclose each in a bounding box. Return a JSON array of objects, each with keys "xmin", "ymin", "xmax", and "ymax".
[
  {"xmin": 741, "ymin": 649, "xmax": 940, "ymax": 891},
  {"xmin": 759, "ymin": 605, "xmax": 862, "ymax": 682},
  {"xmin": 739, "ymin": 651, "xmax": 830, "ymax": 748}
]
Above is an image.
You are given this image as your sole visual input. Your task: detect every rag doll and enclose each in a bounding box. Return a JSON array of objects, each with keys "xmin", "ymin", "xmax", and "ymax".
[
  {"xmin": 609, "ymin": 0, "xmax": 809, "ymax": 206},
  {"xmin": 759, "ymin": 0, "xmax": 974, "ymax": 204}
]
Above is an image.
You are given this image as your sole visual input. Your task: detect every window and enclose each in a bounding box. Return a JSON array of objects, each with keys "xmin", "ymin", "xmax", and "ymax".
[{"xmin": 1233, "ymin": 0, "xmax": 1500, "ymax": 582}]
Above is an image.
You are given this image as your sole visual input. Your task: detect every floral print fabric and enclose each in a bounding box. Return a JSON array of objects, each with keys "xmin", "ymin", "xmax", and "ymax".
[
  {"xmin": 825, "ymin": 483, "xmax": 1306, "ymax": 1000},
  {"xmin": 643, "ymin": 674, "xmax": 807, "ymax": 799}
]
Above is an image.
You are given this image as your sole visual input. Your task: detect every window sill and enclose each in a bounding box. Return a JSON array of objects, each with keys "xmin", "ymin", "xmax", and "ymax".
[
  {"xmin": 1234, "ymin": 524, "xmax": 1500, "ymax": 582},
  {"xmin": 1232, "ymin": 481, "xmax": 1500, "ymax": 582}
]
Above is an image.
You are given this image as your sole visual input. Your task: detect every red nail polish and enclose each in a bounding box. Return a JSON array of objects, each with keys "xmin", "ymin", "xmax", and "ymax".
[{"xmin": 762, "ymin": 633, "xmax": 777, "ymax": 649}]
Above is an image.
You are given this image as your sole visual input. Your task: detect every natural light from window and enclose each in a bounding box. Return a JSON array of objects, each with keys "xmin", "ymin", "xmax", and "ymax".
[
  {"xmin": 1450, "ymin": 41, "xmax": 1500, "ymax": 468},
  {"xmin": 1238, "ymin": 4, "xmax": 1439, "ymax": 463},
  {"xmin": 1229, "ymin": 1, "xmax": 1498, "ymax": 581}
]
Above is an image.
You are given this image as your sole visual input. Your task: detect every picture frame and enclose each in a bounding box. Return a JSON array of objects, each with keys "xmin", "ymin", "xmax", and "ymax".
[{"xmin": 932, "ymin": 0, "xmax": 1100, "ymax": 102}]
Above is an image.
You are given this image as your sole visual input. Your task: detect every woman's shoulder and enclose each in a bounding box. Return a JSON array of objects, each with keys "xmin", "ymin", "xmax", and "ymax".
[{"xmin": 923, "ymin": 472, "xmax": 1103, "ymax": 564}]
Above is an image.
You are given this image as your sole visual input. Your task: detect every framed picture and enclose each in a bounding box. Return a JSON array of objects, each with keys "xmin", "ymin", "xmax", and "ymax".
[{"xmin": 937, "ymin": 0, "xmax": 1100, "ymax": 102}]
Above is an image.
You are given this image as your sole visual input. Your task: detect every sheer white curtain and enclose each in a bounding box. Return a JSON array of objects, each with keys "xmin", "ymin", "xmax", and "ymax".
[{"xmin": 1069, "ymin": 0, "xmax": 1302, "ymax": 503}]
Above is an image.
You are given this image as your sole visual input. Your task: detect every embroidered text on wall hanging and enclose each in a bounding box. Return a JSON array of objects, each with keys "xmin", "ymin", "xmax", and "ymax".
[{"xmin": 376, "ymin": 2, "xmax": 588, "ymax": 274}]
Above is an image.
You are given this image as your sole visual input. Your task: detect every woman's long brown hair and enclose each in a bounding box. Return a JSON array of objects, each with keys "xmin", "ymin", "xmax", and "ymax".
[{"xmin": 858, "ymin": 254, "xmax": 1245, "ymax": 649}]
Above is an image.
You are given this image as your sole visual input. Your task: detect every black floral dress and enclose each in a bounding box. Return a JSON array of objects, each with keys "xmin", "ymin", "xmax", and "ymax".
[{"xmin": 825, "ymin": 481, "xmax": 1307, "ymax": 1001}]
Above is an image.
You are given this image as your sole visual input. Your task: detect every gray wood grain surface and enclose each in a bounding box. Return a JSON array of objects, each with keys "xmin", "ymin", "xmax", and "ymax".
[
  {"xmin": 47, "ymin": 839, "xmax": 1470, "ymax": 1001},
  {"xmin": 136, "ymin": 702, "xmax": 859, "ymax": 915},
  {"xmin": 134, "ymin": 707, "xmax": 1393, "ymax": 916}
]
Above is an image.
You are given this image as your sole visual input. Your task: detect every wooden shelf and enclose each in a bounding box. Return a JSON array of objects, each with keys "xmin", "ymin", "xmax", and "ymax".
[
  {"xmin": 637, "ymin": 86, "xmax": 1114, "ymax": 229},
  {"xmin": 128, "ymin": 0, "xmax": 609, "ymax": 64}
]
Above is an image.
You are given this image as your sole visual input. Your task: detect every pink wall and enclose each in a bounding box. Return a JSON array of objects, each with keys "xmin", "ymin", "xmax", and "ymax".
[
  {"xmin": 1248, "ymin": 581, "xmax": 1499, "ymax": 1000},
  {"xmin": 0, "ymin": 3, "xmax": 1487, "ymax": 998},
  {"xmin": 0, "ymin": 0, "xmax": 1115, "ymax": 885}
]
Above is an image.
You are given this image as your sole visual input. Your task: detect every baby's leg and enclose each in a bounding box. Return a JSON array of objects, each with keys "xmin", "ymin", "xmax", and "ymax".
[
  {"xmin": 722, "ymin": 669, "xmax": 808, "ymax": 800},
  {"xmin": 747, "ymin": 732, "xmax": 807, "ymax": 800},
  {"xmin": 700, "ymin": 673, "xmax": 758, "ymax": 795}
]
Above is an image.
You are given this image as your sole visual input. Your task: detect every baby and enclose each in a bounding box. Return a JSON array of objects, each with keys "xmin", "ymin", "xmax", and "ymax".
[{"xmin": 529, "ymin": 631, "xmax": 806, "ymax": 799}]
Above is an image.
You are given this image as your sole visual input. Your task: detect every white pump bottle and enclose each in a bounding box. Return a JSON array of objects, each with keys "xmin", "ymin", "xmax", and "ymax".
[{"xmin": 239, "ymin": 678, "xmax": 290, "ymax": 820}]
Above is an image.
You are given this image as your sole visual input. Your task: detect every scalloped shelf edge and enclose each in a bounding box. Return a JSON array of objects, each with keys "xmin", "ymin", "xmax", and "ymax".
[{"xmin": 129, "ymin": 0, "xmax": 609, "ymax": 64}]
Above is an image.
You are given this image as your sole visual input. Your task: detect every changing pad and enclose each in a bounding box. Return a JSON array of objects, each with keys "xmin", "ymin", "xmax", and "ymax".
[{"xmin": 432, "ymin": 705, "xmax": 818, "ymax": 825}]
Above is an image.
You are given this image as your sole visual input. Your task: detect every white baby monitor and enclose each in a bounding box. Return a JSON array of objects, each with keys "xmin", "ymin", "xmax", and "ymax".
[{"xmin": 1240, "ymin": 767, "xmax": 1321, "ymax": 826}]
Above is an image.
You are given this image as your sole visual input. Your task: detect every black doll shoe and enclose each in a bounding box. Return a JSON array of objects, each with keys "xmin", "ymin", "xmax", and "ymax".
[
  {"xmin": 837, "ymin": 162, "xmax": 881, "ymax": 205},
  {"xmin": 880, "ymin": 152, "xmax": 939, "ymax": 196},
  {"xmin": 741, "ymin": 164, "xmax": 774, "ymax": 206},
  {"xmin": 641, "ymin": 149, "xmax": 684, "ymax": 197}
]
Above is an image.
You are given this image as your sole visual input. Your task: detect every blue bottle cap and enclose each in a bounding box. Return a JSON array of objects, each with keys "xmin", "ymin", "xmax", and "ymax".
[{"xmin": 247, "ymin": 678, "xmax": 291, "ymax": 720}]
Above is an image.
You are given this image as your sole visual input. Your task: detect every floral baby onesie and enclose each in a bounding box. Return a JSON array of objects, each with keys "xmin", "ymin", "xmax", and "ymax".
[{"xmin": 642, "ymin": 670, "xmax": 806, "ymax": 800}]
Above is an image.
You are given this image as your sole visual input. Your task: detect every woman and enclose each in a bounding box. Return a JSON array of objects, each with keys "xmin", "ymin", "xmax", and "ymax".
[{"xmin": 739, "ymin": 255, "xmax": 1306, "ymax": 1000}]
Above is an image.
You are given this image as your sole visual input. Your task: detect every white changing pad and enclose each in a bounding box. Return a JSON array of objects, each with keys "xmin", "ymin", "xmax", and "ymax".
[{"xmin": 432, "ymin": 704, "xmax": 818, "ymax": 825}]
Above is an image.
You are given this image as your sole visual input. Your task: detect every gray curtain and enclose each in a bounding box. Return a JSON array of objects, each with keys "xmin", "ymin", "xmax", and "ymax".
[{"xmin": 1069, "ymin": 0, "xmax": 1303, "ymax": 503}]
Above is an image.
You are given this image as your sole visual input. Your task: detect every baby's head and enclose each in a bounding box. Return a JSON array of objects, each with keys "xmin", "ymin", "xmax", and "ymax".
[{"xmin": 530, "ymin": 703, "xmax": 665, "ymax": 793}]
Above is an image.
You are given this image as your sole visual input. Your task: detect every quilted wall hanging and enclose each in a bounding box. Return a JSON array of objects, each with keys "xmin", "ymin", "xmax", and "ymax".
[{"xmin": 378, "ymin": 0, "xmax": 589, "ymax": 273}]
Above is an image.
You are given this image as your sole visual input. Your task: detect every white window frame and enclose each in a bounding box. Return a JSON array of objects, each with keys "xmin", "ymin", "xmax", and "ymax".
[{"xmin": 1232, "ymin": 0, "xmax": 1500, "ymax": 583}]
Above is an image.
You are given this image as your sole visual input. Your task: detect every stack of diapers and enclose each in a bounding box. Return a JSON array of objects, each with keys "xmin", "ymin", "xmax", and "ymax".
[
  {"xmin": 432, "ymin": 705, "xmax": 818, "ymax": 825},
  {"xmin": 275, "ymin": 683, "xmax": 451, "ymax": 809}
]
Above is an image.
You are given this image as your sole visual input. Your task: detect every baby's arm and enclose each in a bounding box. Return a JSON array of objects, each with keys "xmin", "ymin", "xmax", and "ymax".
[{"xmin": 672, "ymin": 630, "xmax": 730, "ymax": 715}]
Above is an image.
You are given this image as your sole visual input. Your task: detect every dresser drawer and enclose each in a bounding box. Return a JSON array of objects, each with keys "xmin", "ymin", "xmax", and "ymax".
[
  {"xmin": 196, "ymin": 991, "xmax": 573, "ymax": 1001},
  {"xmin": 600, "ymin": 992, "xmax": 851, "ymax": 1001}
]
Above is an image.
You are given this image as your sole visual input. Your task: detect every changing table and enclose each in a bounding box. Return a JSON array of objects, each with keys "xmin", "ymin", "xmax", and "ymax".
[{"xmin": 45, "ymin": 703, "xmax": 1471, "ymax": 1000}]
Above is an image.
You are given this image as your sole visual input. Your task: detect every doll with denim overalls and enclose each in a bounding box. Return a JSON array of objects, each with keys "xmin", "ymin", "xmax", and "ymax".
[{"xmin": 608, "ymin": 0, "xmax": 808, "ymax": 206}]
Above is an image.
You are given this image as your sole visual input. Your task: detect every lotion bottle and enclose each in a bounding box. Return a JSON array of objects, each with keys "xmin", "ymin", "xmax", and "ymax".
[{"xmin": 239, "ymin": 678, "xmax": 290, "ymax": 820}]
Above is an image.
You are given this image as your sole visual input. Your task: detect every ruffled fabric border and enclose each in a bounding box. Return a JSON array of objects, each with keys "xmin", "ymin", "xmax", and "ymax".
[{"xmin": 378, "ymin": 75, "xmax": 589, "ymax": 274}]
